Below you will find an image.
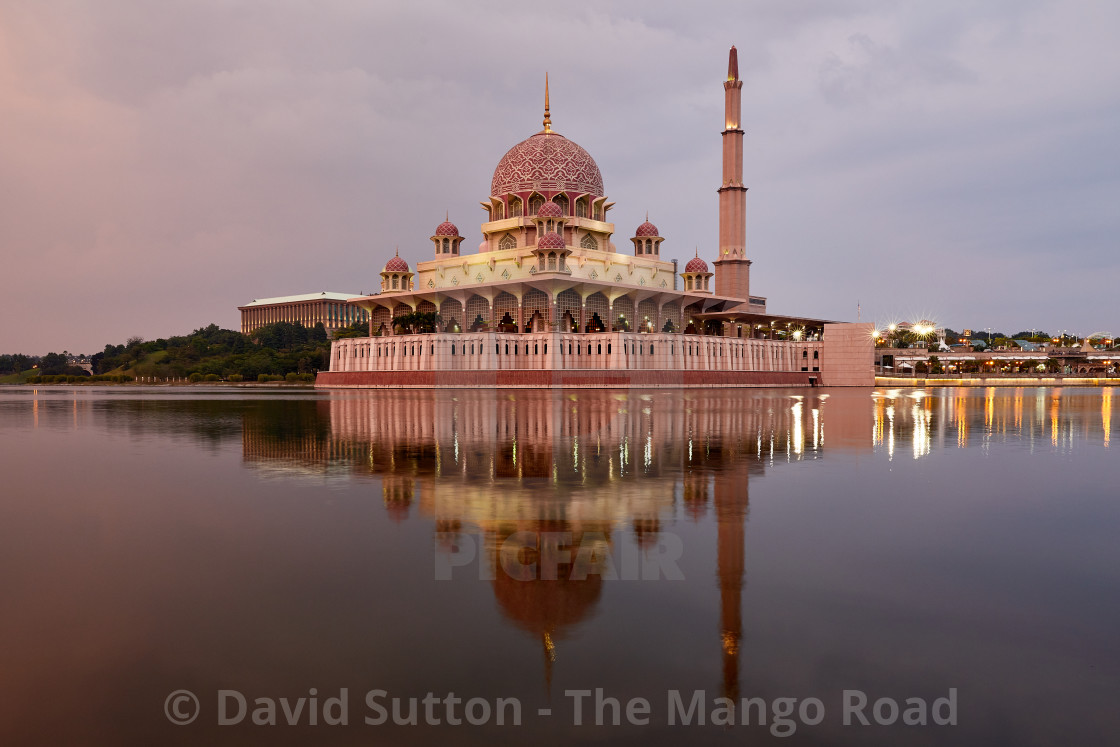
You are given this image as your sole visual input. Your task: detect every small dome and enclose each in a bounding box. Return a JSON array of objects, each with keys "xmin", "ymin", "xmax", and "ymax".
[
  {"xmin": 536, "ymin": 201, "xmax": 563, "ymax": 218},
  {"xmin": 385, "ymin": 254, "xmax": 409, "ymax": 272},
  {"xmin": 537, "ymin": 231, "xmax": 566, "ymax": 250},
  {"xmin": 434, "ymin": 220, "xmax": 460, "ymax": 237},
  {"xmin": 635, "ymin": 220, "xmax": 659, "ymax": 237},
  {"xmin": 685, "ymin": 256, "xmax": 709, "ymax": 273}
]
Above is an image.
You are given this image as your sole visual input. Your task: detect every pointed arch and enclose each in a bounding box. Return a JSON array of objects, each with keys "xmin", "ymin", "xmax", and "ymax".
[
  {"xmin": 585, "ymin": 292, "xmax": 608, "ymax": 333},
  {"xmin": 574, "ymin": 196, "xmax": 589, "ymax": 219},
  {"xmin": 466, "ymin": 295, "xmax": 490, "ymax": 332},
  {"xmin": 556, "ymin": 289, "xmax": 581, "ymax": 332},
  {"xmin": 494, "ymin": 292, "xmax": 518, "ymax": 333},
  {"xmin": 528, "ymin": 193, "xmax": 545, "ymax": 216},
  {"xmin": 523, "ymin": 289, "xmax": 549, "ymax": 332},
  {"xmin": 439, "ymin": 298, "xmax": 463, "ymax": 332},
  {"xmin": 612, "ymin": 296, "xmax": 634, "ymax": 332}
]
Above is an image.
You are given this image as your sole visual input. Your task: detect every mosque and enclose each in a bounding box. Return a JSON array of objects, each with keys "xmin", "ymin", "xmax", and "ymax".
[{"xmin": 316, "ymin": 47, "xmax": 872, "ymax": 388}]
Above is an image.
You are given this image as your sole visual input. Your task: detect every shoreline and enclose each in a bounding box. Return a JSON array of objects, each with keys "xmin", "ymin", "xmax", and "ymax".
[
  {"xmin": 0, "ymin": 381, "xmax": 317, "ymax": 388},
  {"xmin": 876, "ymin": 376, "xmax": 1120, "ymax": 387}
]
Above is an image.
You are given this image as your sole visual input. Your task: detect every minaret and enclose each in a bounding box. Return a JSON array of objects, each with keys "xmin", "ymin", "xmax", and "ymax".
[
  {"xmin": 714, "ymin": 45, "xmax": 752, "ymax": 302},
  {"xmin": 714, "ymin": 459, "xmax": 748, "ymax": 702}
]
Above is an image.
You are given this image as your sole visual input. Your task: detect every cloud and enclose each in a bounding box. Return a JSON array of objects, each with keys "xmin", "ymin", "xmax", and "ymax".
[{"xmin": 0, "ymin": 0, "xmax": 1117, "ymax": 353}]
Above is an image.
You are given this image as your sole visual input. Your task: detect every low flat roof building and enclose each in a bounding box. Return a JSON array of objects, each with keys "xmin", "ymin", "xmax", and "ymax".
[{"xmin": 238, "ymin": 291, "xmax": 368, "ymax": 335}]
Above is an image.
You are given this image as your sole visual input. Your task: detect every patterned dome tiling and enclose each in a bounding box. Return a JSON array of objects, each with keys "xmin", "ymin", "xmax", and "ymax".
[
  {"xmin": 537, "ymin": 231, "xmax": 566, "ymax": 249},
  {"xmin": 434, "ymin": 220, "xmax": 460, "ymax": 237},
  {"xmin": 684, "ymin": 256, "xmax": 709, "ymax": 273},
  {"xmin": 491, "ymin": 132, "xmax": 604, "ymax": 197},
  {"xmin": 635, "ymin": 220, "xmax": 659, "ymax": 237},
  {"xmin": 384, "ymin": 255, "xmax": 409, "ymax": 272},
  {"xmin": 536, "ymin": 202, "xmax": 563, "ymax": 218}
]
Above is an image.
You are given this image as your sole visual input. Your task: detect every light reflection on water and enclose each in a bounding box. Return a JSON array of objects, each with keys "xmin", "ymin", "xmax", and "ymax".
[
  {"xmin": 0, "ymin": 386, "xmax": 1117, "ymax": 746},
  {"xmin": 871, "ymin": 386, "xmax": 1114, "ymax": 459}
]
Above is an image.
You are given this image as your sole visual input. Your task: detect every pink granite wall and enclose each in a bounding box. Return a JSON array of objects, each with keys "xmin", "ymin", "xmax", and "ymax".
[{"xmin": 821, "ymin": 323, "xmax": 875, "ymax": 387}]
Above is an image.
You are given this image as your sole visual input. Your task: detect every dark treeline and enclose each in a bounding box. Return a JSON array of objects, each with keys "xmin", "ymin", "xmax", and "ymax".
[{"xmin": 2, "ymin": 320, "xmax": 369, "ymax": 381}]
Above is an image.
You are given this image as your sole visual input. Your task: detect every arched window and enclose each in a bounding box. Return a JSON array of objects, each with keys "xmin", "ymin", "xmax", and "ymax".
[
  {"xmin": 529, "ymin": 195, "xmax": 544, "ymax": 215},
  {"xmin": 547, "ymin": 253, "xmax": 557, "ymax": 271},
  {"xmin": 499, "ymin": 234, "xmax": 516, "ymax": 252},
  {"xmin": 539, "ymin": 255, "xmax": 546, "ymax": 270},
  {"xmin": 645, "ymin": 240, "xmax": 652, "ymax": 254},
  {"xmin": 442, "ymin": 238, "xmax": 449, "ymax": 253},
  {"xmin": 509, "ymin": 196, "xmax": 522, "ymax": 217},
  {"xmin": 392, "ymin": 276, "xmax": 399, "ymax": 289},
  {"xmin": 553, "ymin": 195, "xmax": 569, "ymax": 215},
  {"xmin": 580, "ymin": 234, "xmax": 598, "ymax": 251},
  {"xmin": 493, "ymin": 202, "xmax": 504, "ymax": 220},
  {"xmin": 575, "ymin": 198, "xmax": 588, "ymax": 218}
]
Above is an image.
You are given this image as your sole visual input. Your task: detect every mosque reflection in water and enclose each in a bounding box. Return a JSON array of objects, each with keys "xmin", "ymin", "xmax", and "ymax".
[
  {"xmin": 239, "ymin": 386, "xmax": 1112, "ymax": 699},
  {"xmin": 242, "ymin": 389, "xmax": 869, "ymax": 699}
]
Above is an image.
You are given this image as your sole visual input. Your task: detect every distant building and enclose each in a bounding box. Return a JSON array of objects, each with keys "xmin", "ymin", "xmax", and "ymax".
[{"xmin": 238, "ymin": 292, "xmax": 368, "ymax": 335}]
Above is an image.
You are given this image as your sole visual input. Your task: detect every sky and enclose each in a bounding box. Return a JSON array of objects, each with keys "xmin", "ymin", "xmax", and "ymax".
[{"xmin": 1, "ymin": 0, "xmax": 1118, "ymax": 354}]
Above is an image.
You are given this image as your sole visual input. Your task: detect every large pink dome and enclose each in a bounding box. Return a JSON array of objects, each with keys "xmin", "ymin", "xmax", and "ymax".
[{"xmin": 491, "ymin": 132, "xmax": 604, "ymax": 197}]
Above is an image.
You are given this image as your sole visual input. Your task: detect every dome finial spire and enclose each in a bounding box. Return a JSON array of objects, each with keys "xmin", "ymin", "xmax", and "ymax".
[
  {"xmin": 543, "ymin": 73, "xmax": 552, "ymax": 133},
  {"xmin": 728, "ymin": 45, "xmax": 739, "ymax": 82}
]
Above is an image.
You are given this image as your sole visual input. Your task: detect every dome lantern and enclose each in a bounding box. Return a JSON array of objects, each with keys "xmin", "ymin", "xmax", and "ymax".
[
  {"xmin": 380, "ymin": 249, "xmax": 414, "ymax": 293},
  {"xmin": 431, "ymin": 213, "xmax": 463, "ymax": 257},
  {"xmin": 530, "ymin": 230, "xmax": 571, "ymax": 274},
  {"xmin": 681, "ymin": 249, "xmax": 713, "ymax": 293},
  {"xmin": 631, "ymin": 213, "xmax": 663, "ymax": 257}
]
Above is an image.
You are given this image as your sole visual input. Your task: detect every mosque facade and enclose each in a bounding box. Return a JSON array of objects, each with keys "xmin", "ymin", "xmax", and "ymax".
[{"xmin": 316, "ymin": 48, "xmax": 872, "ymax": 388}]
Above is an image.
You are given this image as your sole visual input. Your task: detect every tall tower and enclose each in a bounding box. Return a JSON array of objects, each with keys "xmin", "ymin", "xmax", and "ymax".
[
  {"xmin": 714, "ymin": 457, "xmax": 748, "ymax": 702},
  {"xmin": 715, "ymin": 45, "xmax": 752, "ymax": 302}
]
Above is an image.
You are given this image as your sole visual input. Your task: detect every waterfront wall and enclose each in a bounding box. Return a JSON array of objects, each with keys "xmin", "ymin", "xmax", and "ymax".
[
  {"xmin": 317, "ymin": 325, "xmax": 874, "ymax": 388},
  {"xmin": 822, "ymin": 323, "xmax": 876, "ymax": 387}
]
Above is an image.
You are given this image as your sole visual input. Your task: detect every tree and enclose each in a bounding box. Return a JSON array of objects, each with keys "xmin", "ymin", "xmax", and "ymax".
[
  {"xmin": 336, "ymin": 319, "xmax": 373, "ymax": 338},
  {"xmin": 393, "ymin": 311, "xmax": 440, "ymax": 334},
  {"xmin": 38, "ymin": 352, "xmax": 70, "ymax": 376}
]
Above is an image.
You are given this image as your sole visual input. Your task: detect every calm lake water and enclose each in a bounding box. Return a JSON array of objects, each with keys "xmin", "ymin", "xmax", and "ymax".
[{"xmin": 0, "ymin": 386, "xmax": 1117, "ymax": 746}]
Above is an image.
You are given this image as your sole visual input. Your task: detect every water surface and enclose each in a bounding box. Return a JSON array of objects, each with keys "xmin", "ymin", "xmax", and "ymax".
[{"xmin": 0, "ymin": 386, "xmax": 1116, "ymax": 745}]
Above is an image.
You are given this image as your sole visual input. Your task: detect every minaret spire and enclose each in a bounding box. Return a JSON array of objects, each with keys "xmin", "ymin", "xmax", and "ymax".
[
  {"xmin": 543, "ymin": 73, "xmax": 552, "ymax": 133},
  {"xmin": 715, "ymin": 44, "xmax": 751, "ymax": 302}
]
